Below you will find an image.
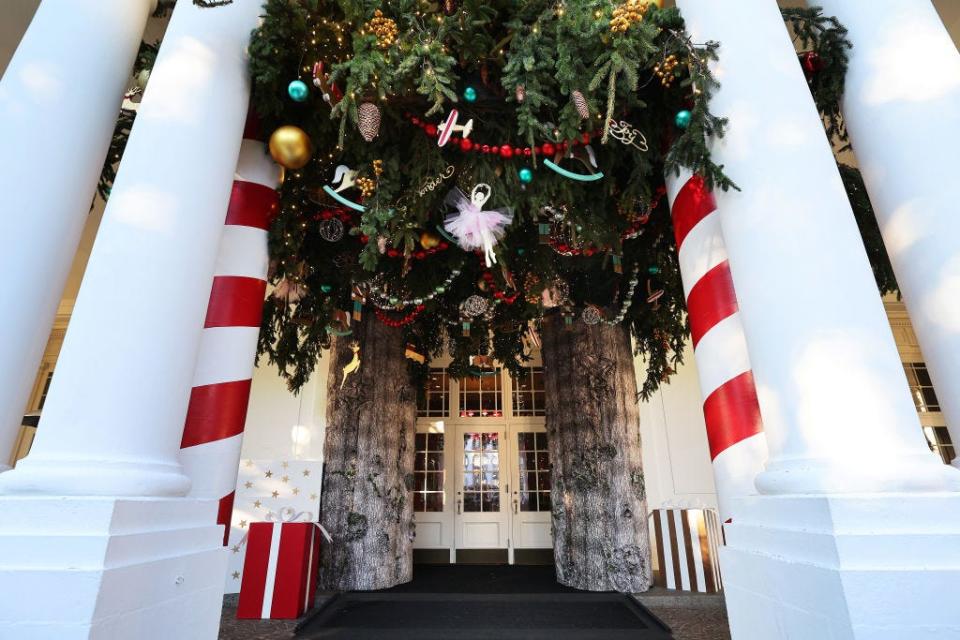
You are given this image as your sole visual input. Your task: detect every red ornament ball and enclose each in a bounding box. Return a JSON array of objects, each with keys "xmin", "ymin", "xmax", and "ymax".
[
  {"xmin": 460, "ymin": 138, "xmax": 473, "ymax": 152},
  {"xmin": 481, "ymin": 144, "xmax": 491, "ymax": 153},
  {"xmin": 801, "ymin": 51, "xmax": 824, "ymax": 75},
  {"xmin": 425, "ymin": 124, "xmax": 438, "ymax": 137},
  {"xmin": 541, "ymin": 142, "xmax": 555, "ymax": 156},
  {"xmin": 500, "ymin": 145, "xmax": 514, "ymax": 159}
]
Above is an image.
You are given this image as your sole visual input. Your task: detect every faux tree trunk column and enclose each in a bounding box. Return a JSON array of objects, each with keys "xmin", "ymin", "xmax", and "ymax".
[
  {"xmin": 540, "ymin": 315, "xmax": 652, "ymax": 593},
  {"xmin": 319, "ymin": 316, "xmax": 416, "ymax": 591}
]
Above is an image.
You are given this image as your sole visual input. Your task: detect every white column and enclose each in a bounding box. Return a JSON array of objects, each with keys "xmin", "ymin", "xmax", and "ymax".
[
  {"xmin": 675, "ymin": 1, "xmax": 960, "ymax": 638},
  {"xmin": 814, "ymin": 0, "xmax": 960, "ymax": 466},
  {"xmin": 0, "ymin": 1, "xmax": 266, "ymax": 637},
  {"xmin": 0, "ymin": 0, "xmax": 264, "ymax": 498},
  {"xmin": 0, "ymin": 0, "xmax": 155, "ymax": 471}
]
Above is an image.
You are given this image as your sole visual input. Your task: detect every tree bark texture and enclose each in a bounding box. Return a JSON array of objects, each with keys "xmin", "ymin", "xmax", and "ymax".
[
  {"xmin": 540, "ymin": 315, "xmax": 652, "ymax": 592},
  {"xmin": 319, "ymin": 315, "xmax": 416, "ymax": 591}
]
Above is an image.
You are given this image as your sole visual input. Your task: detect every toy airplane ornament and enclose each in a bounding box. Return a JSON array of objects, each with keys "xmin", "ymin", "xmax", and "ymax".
[{"xmin": 436, "ymin": 109, "xmax": 474, "ymax": 147}]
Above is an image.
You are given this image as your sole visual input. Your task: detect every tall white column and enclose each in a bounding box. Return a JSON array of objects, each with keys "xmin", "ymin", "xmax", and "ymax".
[
  {"xmin": 814, "ymin": 0, "xmax": 960, "ymax": 466},
  {"xmin": 0, "ymin": 0, "xmax": 263, "ymax": 498},
  {"xmin": 675, "ymin": 1, "xmax": 960, "ymax": 638},
  {"xmin": 0, "ymin": 0, "xmax": 155, "ymax": 471},
  {"xmin": 0, "ymin": 1, "xmax": 266, "ymax": 637}
]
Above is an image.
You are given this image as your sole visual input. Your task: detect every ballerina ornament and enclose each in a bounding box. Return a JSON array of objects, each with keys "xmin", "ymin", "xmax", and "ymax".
[{"xmin": 443, "ymin": 184, "xmax": 513, "ymax": 267}]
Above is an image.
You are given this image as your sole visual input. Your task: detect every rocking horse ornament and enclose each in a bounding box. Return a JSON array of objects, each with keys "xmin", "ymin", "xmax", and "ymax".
[{"xmin": 443, "ymin": 184, "xmax": 513, "ymax": 267}]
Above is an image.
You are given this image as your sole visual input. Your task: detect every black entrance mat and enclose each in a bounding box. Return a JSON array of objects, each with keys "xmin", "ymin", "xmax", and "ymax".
[
  {"xmin": 383, "ymin": 563, "xmax": 578, "ymax": 594},
  {"xmin": 295, "ymin": 592, "xmax": 673, "ymax": 640}
]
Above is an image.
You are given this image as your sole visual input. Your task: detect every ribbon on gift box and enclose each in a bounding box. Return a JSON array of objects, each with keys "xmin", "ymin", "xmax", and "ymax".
[{"xmin": 265, "ymin": 507, "xmax": 333, "ymax": 543}]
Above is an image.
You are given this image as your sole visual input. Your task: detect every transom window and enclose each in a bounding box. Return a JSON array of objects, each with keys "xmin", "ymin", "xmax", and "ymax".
[
  {"xmin": 417, "ymin": 368, "xmax": 450, "ymax": 417},
  {"xmin": 517, "ymin": 432, "xmax": 552, "ymax": 512},
  {"xmin": 462, "ymin": 432, "xmax": 500, "ymax": 512},
  {"xmin": 413, "ymin": 433, "xmax": 445, "ymax": 512},
  {"xmin": 904, "ymin": 362, "xmax": 940, "ymax": 412},
  {"xmin": 512, "ymin": 366, "xmax": 546, "ymax": 417},
  {"xmin": 459, "ymin": 369, "xmax": 503, "ymax": 418}
]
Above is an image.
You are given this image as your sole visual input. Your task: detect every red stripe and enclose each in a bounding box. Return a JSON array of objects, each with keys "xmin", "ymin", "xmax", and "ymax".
[
  {"xmin": 686, "ymin": 261, "xmax": 738, "ymax": 348},
  {"xmin": 225, "ymin": 181, "xmax": 279, "ymax": 230},
  {"xmin": 270, "ymin": 524, "xmax": 314, "ymax": 618},
  {"xmin": 671, "ymin": 174, "xmax": 717, "ymax": 251},
  {"xmin": 703, "ymin": 371, "xmax": 764, "ymax": 460},
  {"xmin": 204, "ymin": 276, "xmax": 267, "ymax": 328},
  {"xmin": 236, "ymin": 523, "xmax": 272, "ymax": 618},
  {"xmin": 181, "ymin": 379, "xmax": 252, "ymax": 448},
  {"xmin": 218, "ymin": 492, "xmax": 235, "ymax": 546}
]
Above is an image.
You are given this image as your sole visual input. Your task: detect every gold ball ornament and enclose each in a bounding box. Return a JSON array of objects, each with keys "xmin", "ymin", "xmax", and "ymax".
[
  {"xmin": 269, "ymin": 126, "xmax": 313, "ymax": 170},
  {"xmin": 420, "ymin": 231, "xmax": 441, "ymax": 250}
]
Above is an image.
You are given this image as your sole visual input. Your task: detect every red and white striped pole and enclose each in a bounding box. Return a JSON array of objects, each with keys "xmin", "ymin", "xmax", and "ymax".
[
  {"xmin": 179, "ymin": 119, "xmax": 280, "ymax": 544},
  {"xmin": 667, "ymin": 172, "xmax": 767, "ymax": 523}
]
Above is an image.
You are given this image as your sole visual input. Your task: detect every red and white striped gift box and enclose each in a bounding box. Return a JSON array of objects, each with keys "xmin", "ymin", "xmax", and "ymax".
[
  {"xmin": 236, "ymin": 520, "xmax": 324, "ymax": 619},
  {"xmin": 649, "ymin": 508, "xmax": 723, "ymax": 593}
]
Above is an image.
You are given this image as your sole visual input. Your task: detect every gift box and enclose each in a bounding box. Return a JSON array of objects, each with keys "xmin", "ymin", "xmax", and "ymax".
[
  {"xmin": 649, "ymin": 508, "xmax": 723, "ymax": 593},
  {"xmin": 236, "ymin": 518, "xmax": 325, "ymax": 619},
  {"xmin": 225, "ymin": 459, "xmax": 324, "ymax": 593}
]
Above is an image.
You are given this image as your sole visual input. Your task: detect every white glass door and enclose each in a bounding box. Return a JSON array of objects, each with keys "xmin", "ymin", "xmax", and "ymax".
[
  {"xmin": 455, "ymin": 426, "xmax": 509, "ymax": 550},
  {"xmin": 510, "ymin": 429, "xmax": 553, "ymax": 550}
]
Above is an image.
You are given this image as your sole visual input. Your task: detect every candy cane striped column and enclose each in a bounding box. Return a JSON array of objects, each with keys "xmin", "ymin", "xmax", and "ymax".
[
  {"xmin": 667, "ymin": 172, "xmax": 766, "ymax": 523},
  {"xmin": 180, "ymin": 124, "xmax": 280, "ymax": 544}
]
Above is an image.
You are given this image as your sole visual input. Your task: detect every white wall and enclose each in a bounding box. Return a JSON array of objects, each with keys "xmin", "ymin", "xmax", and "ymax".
[
  {"xmin": 240, "ymin": 356, "xmax": 328, "ymax": 462},
  {"xmin": 636, "ymin": 343, "xmax": 719, "ymax": 512}
]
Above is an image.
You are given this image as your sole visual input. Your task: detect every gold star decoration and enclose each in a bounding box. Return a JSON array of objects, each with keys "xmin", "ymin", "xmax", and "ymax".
[
  {"xmin": 272, "ymin": 490, "xmax": 280, "ymax": 498},
  {"xmin": 253, "ymin": 500, "xmax": 262, "ymax": 509},
  {"xmin": 281, "ymin": 475, "xmax": 289, "ymax": 483},
  {"xmin": 239, "ymin": 520, "xmax": 248, "ymax": 528},
  {"xmin": 303, "ymin": 469, "xmax": 311, "ymax": 477},
  {"xmin": 265, "ymin": 470, "xmax": 273, "ymax": 478},
  {"xmin": 292, "ymin": 488, "xmax": 300, "ymax": 495},
  {"xmin": 232, "ymin": 571, "xmax": 241, "ymax": 580},
  {"xmin": 310, "ymin": 493, "xmax": 318, "ymax": 501},
  {"xmin": 244, "ymin": 481, "xmax": 253, "ymax": 489},
  {"xmin": 231, "ymin": 545, "xmax": 241, "ymax": 554},
  {"xmin": 245, "ymin": 460, "xmax": 254, "ymax": 467},
  {"xmin": 281, "ymin": 461, "xmax": 289, "ymax": 468}
]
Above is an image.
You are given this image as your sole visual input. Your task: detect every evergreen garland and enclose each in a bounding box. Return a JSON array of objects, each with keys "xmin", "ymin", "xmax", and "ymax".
[{"xmin": 95, "ymin": 3, "xmax": 897, "ymax": 398}]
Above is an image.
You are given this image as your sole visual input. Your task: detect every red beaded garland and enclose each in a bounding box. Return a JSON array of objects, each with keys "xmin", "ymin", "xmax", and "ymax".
[{"xmin": 499, "ymin": 145, "xmax": 514, "ymax": 159}]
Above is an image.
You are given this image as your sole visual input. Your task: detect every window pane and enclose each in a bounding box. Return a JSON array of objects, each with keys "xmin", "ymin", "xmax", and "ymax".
[
  {"xmin": 463, "ymin": 471, "xmax": 480, "ymax": 490},
  {"xmin": 483, "ymin": 433, "xmax": 499, "ymax": 451},
  {"xmin": 482, "ymin": 493, "xmax": 500, "ymax": 512},
  {"xmin": 520, "ymin": 492, "xmax": 535, "ymax": 511},
  {"xmin": 414, "ymin": 492, "xmax": 425, "ymax": 511},
  {"xmin": 427, "ymin": 433, "xmax": 444, "ymax": 450},
  {"xmin": 426, "ymin": 492, "xmax": 444, "ymax": 512},
  {"xmin": 539, "ymin": 491, "xmax": 552, "ymax": 511},
  {"xmin": 464, "ymin": 434, "xmax": 480, "ymax": 451},
  {"xmin": 482, "ymin": 472, "xmax": 499, "ymax": 491},
  {"xmin": 518, "ymin": 432, "xmax": 536, "ymax": 450},
  {"xmin": 463, "ymin": 493, "xmax": 481, "ymax": 512},
  {"xmin": 415, "ymin": 453, "xmax": 426, "ymax": 471},
  {"xmin": 415, "ymin": 433, "xmax": 427, "ymax": 450},
  {"xmin": 535, "ymin": 433, "xmax": 548, "ymax": 449},
  {"xmin": 426, "ymin": 472, "xmax": 443, "ymax": 491},
  {"xmin": 426, "ymin": 451, "xmax": 443, "ymax": 471},
  {"xmin": 524, "ymin": 471, "xmax": 538, "ymax": 491},
  {"xmin": 536, "ymin": 452, "xmax": 550, "ymax": 469},
  {"xmin": 538, "ymin": 471, "xmax": 552, "ymax": 491}
]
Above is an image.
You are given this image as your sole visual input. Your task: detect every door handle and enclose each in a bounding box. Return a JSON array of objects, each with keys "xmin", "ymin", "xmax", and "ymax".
[
  {"xmin": 513, "ymin": 499, "xmax": 518, "ymax": 514},
  {"xmin": 457, "ymin": 499, "xmax": 462, "ymax": 514}
]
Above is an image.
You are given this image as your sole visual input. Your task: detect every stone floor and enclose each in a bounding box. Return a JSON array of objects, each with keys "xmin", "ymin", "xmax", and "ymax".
[{"xmin": 218, "ymin": 591, "xmax": 731, "ymax": 640}]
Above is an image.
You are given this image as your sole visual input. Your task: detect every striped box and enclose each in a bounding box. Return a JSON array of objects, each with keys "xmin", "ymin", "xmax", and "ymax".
[{"xmin": 649, "ymin": 508, "xmax": 723, "ymax": 593}]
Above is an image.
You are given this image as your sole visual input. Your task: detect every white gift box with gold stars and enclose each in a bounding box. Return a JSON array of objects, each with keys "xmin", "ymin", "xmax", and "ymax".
[{"xmin": 225, "ymin": 458, "xmax": 324, "ymax": 593}]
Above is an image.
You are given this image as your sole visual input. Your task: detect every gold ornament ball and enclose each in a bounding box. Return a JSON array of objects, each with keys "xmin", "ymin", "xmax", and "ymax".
[
  {"xmin": 269, "ymin": 126, "xmax": 313, "ymax": 169},
  {"xmin": 420, "ymin": 231, "xmax": 441, "ymax": 250}
]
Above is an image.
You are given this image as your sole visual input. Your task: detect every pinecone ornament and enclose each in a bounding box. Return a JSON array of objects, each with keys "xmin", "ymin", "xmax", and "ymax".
[
  {"xmin": 358, "ymin": 102, "xmax": 381, "ymax": 142},
  {"xmin": 571, "ymin": 90, "xmax": 589, "ymax": 120},
  {"xmin": 515, "ymin": 84, "xmax": 526, "ymax": 103}
]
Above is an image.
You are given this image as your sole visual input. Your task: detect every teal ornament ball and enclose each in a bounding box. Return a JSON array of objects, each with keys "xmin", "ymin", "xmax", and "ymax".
[
  {"xmin": 463, "ymin": 86, "xmax": 477, "ymax": 102},
  {"xmin": 288, "ymin": 79, "xmax": 309, "ymax": 102},
  {"xmin": 320, "ymin": 284, "xmax": 332, "ymax": 293},
  {"xmin": 674, "ymin": 109, "xmax": 692, "ymax": 129},
  {"xmin": 518, "ymin": 167, "xmax": 533, "ymax": 184}
]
